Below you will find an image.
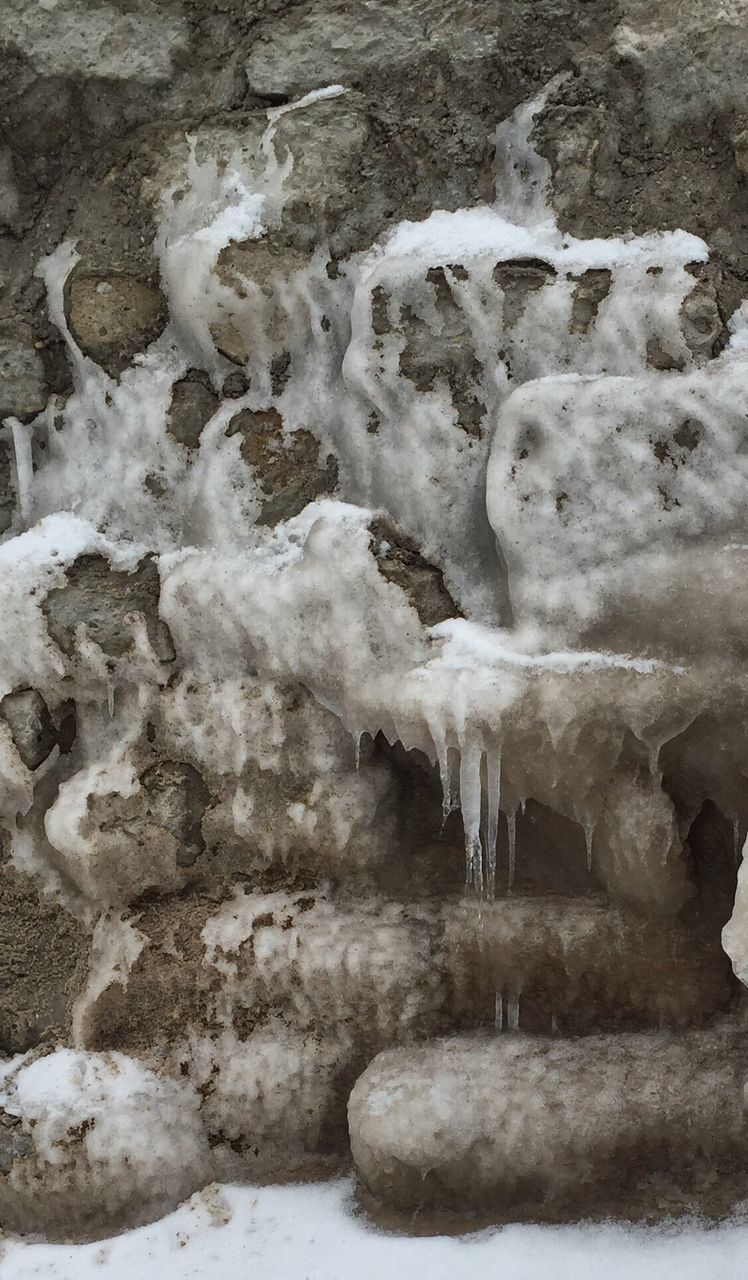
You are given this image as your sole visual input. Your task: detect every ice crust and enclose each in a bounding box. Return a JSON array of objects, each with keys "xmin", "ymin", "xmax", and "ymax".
[
  {"xmin": 348, "ymin": 1030, "xmax": 748, "ymax": 1212},
  {"xmin": 3, "ymin": 83, "xmax": 742, "ymax": 912},
  {"xmin": 1, "ymin": 78, "xmax": 747, "ymax": 1239}
]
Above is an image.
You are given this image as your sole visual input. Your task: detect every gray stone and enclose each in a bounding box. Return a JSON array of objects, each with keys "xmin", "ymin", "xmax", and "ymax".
[
  {"xmin": 166, "ymin": 373, "xmax": 219, "ymax": 451},
  {"xmin": 42, "ymin": 554, "xmax": 176, "ymax": 663},
  {"xmin": 245, "ymin": 0, "xmax": 499, "ymax": 98},
  {"xmin": 3, "ymin": 0, "xmax": 188, "ymax": 84},
  {"xmin": 0, "ymin": 338, "xmax": 46, "ymax": 422},
  {"xmin": 0, "ymin": 688, "xmax": 58, "ymax": 771}
]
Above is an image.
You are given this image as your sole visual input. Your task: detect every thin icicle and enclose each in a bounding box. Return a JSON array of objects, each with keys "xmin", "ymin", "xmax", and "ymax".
[
  {"xmin": 8, "ymin": 417, "xmax": 34, "ymax": 525},
  {"xmin": 584, "ymin": 820, "xmax": 595, "ymax": 874},
  {"xmin": 507, "ymin": 807, "xmax": 517, "ymax": 893},
  {"xmin": 494, "ymin": 990, "xmax": 504, "ymax": 1032},
  {"xmin": 507, "ymin": 992, "xmax": 520, "ymax": 1031},
  {"xmin": 485, "ymin": 745, "xmax": 502, "ymax": 900},
  {"xmin": 107, "ymin": 681, "xmax": 116, "ymax": 719},
  {"xmin": 734, "ymin": 817, "xmax": 742, "ymax": 865},
  {"xmin": 428, "ymin": 719, "xmax": 456, "ymax": 824},
  {"xmin": 459, "ymin": 743, "xmax": 484, "ymax": 893}
]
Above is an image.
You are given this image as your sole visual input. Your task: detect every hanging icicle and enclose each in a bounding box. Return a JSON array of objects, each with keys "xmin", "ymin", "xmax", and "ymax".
[
  {"xmin": 507, "ymin": 807, "xmax": 518, "ymax": 893},
  {"xmin": 485, "ymin": 744, "xmax": 502, "ymax": 901}
]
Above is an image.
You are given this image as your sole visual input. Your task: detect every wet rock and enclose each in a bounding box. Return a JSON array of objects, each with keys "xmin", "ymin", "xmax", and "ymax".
[
  {"xmin": 0, "ymin": 147, "xmax": 20, "ymax": 232},
  {"xmin": 139, "ymin": 761, "xmax": 210, "ymax": 869},
  {"xmin": 66, "ymin": 272, "xmax": 168, "ymax": 376},
  {"xmin": 733, "ymin": 128, "xmax": 748, "ymax": 178},
  {"xmin": 0, "ymin": 854, "xmax": 88, "ymax": 1054},
  {"xmin": 212, "ymin": 236, "xmax": 314, "ymax": 367},
  {"xmin": 166, "ymin": 372, "xmax": 219, "ymax": 450},
  {"xmin": 369, "ymin": 518, "xmax": 457, "ymax": 627},
  {"xmin": 680, "ymin": 278, "xmax": 727, "ymax": 360},
  {"xmin": 226, "ymin": 407, "xmax": 338, "ymax": 526},
  {"xmin": 221, "ymin": 370, "xmax": 249, "ymax": 399},
  {"xmin": 42, "ymin": 554, "xmax": 175, "ymax": 663},
  {"xmin": 0, "ymin": 688, "xmax": 58, "ymax": 770},
  {"xmin": 47, "ymin": 758, "xmax": 212, "ymax": 905},
  {"xmin": 612, "ymin": 0, "xmax": 747, "ymax": 141}
]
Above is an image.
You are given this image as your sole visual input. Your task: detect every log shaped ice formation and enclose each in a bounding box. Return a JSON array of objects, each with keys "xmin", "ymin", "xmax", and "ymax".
[{"xmin": 0, "ymin": 73, "xmax": 747, "ymax": 1236}]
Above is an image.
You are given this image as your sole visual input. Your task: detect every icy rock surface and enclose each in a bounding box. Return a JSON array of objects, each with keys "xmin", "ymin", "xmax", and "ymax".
[
  {"xmin": 348, "ymin": 1031, "xmax": 748, "ymax": 1213},
  {"xmin": 0, "ymin": 0, "xmax": 747, "ymax": 1242}
]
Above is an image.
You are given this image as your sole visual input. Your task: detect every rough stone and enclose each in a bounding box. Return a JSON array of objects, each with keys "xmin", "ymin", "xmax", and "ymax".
[
  {"xmin": 165, "ymin": 373, "xmax": 219, "ymax": 450},
  {"xmin": 0, "ymin": 688, "xmax": 58, "ymax": 771},
  {"xmin": 0, "ymin": 336, "xmax": 47, "ymax": 422},
  {"xmin": 3, "ymin": 0, "xmax": 188, "ymax": 84},
  {"xmin": 66, "ymin": 273, "xmax": 168, "ymax": 376},
  {"xmin": 0, "ymin": 853, "xmax": 88, "ymax": 1054},
  {"xmin": 225, "ymin": 407, "xmax": 338, "ymax": 525},
  {"xmin": 370, "ymin": 518, "xmax": 458, "ymax": 628},
  {"xmin": 42, "ymin": 554, "xmax": 175, "ymax": 663}
]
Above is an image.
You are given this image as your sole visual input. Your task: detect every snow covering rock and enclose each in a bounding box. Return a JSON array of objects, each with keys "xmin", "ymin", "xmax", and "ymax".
[
  {"xmin": 0, "ymin": 0, "xmax": 747, "ymax": 1244},
  {"xmin": 0, "ymin": 1049, "xmax": 209, "ymax": 1236}
]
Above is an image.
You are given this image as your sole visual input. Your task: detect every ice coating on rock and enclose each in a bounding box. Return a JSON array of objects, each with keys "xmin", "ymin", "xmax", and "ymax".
[
  {"xmin": 0, "ymin": 1049, "xmax": 208, "ymax": 1236},
  {"xmin": 348, "ymin": 1031, "xmax": 748, "ymax": 1214},
  {"xmin": 0, "ymin": 67, "xmax": 747, "ymax": 1239}
]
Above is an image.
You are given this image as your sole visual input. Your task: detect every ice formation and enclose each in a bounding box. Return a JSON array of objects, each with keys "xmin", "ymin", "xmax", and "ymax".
[
  {"xmin": 0, "ymin": 57, "xmax": 747, "ymax": 1239},
  {"xmin": 348, "ymin": 1030, "xmax": 748, "ymax": 1213}
]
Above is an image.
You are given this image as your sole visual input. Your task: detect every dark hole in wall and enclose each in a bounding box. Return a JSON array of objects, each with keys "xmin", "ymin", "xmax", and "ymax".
[{"xmin": 368, "ymin": 733, "xmax": 605, "ymax": 901}]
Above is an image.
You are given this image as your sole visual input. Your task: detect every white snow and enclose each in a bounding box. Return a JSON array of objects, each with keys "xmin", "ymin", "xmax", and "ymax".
[{"xmin": 3, "ymin": 1178, "xmax": 748, "ymax": 1280}]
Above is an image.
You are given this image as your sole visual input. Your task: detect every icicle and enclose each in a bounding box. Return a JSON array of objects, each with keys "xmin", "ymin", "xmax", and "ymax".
[
  {"xmin": 584, "ymin": 820, "xmax": 595, "ymax": 874},
  {"xmin": 353, "ymin": 730, "xmax": 363, "ymax": 773},
  {"xmin": 107, "ymin": 681, "xmax": 116, "ymax": 719},
  {"xmin": 494, "ymin": 990, "xmax": 504, "ymax": 1032},
  {"xmin": 459, "ymin": 743, "xmax": 484, "ymax": 893},
  {"xmin": 507, "ymin": 991, "xmax": 520, "ymax": 1031},
  {"xmin": 733, "ymin": 817, "xmax": 742, "ymax": 865},
  {"xmin": 485, "ymin": 745, "xmax": 502, "ymax": 901},
  {"xmin": 648, "ymin": 742, "xmax": 661, "ymax": 784},
  {"xmin": 551, "ymin": 1011, "xmax": 558, "ymax": 1035},
  {"xmin": 507, "ymin": 807, "xmax": 517, "ymax": 893},
  {"xmin": 8, "ymin": 417, "xmax": 34, "ymax": 526},
  {"xmin": 428, "ymin": 719, "xmax": 456, "ymax": 824}
]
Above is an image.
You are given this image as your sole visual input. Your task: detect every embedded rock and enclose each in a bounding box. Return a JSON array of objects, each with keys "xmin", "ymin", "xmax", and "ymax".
[
  {"xmin": 348, "ymin": 1030, "xmax": 748, "ymax": 1216},
  {"xmin": 65, "ymin": 273, "xmax": 168, "ymax": 376},
  {"xmin": 0, "ymin": 337, "xmax": 46, "ymax": 423},
  {"xmin": 0, "ymin": 855, "xmax": 88, "ymax": 1054}
]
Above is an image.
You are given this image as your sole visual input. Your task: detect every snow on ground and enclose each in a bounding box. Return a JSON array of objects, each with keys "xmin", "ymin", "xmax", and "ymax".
[{"xmin": 3, "ymin": 1177, "xmax": 748, "ymax": 1280}]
